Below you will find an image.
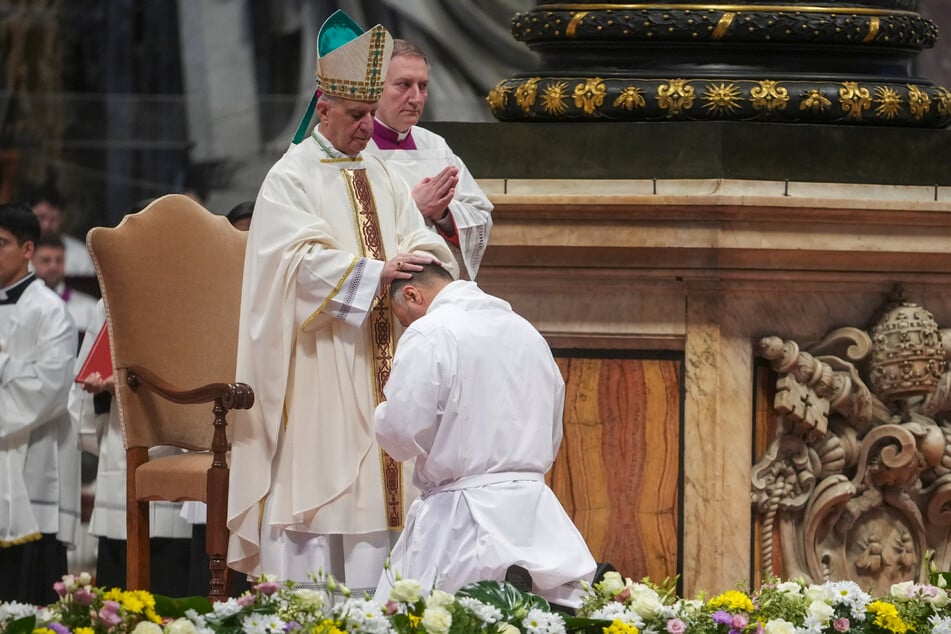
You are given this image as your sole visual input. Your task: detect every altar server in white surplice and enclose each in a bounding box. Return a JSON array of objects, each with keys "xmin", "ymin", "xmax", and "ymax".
[
  {"xmin": 227, "ymin": 11, "xmax": 456, "ymax": 594},
  {"xmin": 365, "ymin": 39, "xmax": 492, "ymax": 280},
  {"xmin": 373, "ymin": 264, "xmax": 596, "ymax": 608},
  {"xmin": 0, "ymin": 202, "xmax": 79, "ymax": 605}
]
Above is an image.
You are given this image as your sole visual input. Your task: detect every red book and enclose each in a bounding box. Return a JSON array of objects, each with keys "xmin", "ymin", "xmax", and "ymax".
[{"xmin": 75, "ymin": 323, "xmax": 113, "ymax": 383}]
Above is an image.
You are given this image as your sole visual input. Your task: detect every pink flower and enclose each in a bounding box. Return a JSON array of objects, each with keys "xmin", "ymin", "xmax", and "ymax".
[
  {"xmin": 254, "ymin": 580, "xmax": 280, "ymax": 596},
  {"xmin": 53, "ymin": 582, "xmax": 67, "ymax": 597},
  {"xmin": 833, "ymin": 617, "xmax": 850, "ymax": 632},
  {"xmin": 732, "ymin": 614, "xmax": 750, "ymax": 630},
  {"xmin": 74, "ymin": 587, "xmax": 95, "ymax": 606},
  {"xmin": 99, "ymin": 601, "xmax": 122, "ymax": 626},
  {"xmin": 667, "ymin": 618, "xmax": 687, "ymax": 634},
  {"xmin": 237, "ymin": 593, "xmax": 256, "ymax": 608},
  {"xmin": 385, "ymin": 600, "xmax": 399, "ymax": 616},
  {"xmin": 615, "ymin": 587, "xmax": 631, "ymax": 603}
]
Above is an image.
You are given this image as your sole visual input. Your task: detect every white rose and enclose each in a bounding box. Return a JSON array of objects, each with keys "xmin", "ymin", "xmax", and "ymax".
[
  {"xmin": 292, "ymin": 588, "xmax": 325, "ymax": 611},
  {"xmin": 805, "ymin": 584, "xmax": 835, "ymax": 604},
  {"xmin": 890, "ymin": 581, "xmax": 916, "ymax": 601},
  {"xmin": 498, "ymin": 624, "xmax": 521, "ymax": 634},
  {"xmin": 421, "ymin": 606, "xmax": 452, "ymax": 634},
  {"xmin": 600, "ymin": 572, "xmax": 626, "ymax": 597},
  {"xmin": 808, "ymin": 600, "xmax": 835, "ymax": 623},
  {"xmin": 132, "ymin": 622, "xmax": 164, "ymax": 634},
  {"xmin": 77, "ymin": 572, "xmax": 93, "ymax": 587},
  {"xmin": 776, "ymin": 582, "xmax": 801, "ymax": 596},
  {"xmin": 390, "ymin": 579, "xmax": 422, "ymax": 603},
  {"xmin": 426, "ymin": 590, "xmax": 455, "ymax": 609},
  {"xmin": 931, "ymin": 588, "xmax": 950, "ymax": 608},
  {"xmin": 165, "ymin": 618, "xmax": 197, "ymax": 634},
  {"xmin": 629, "ymin": 585, "xmax": 664, "ymax": 619},
  {"xmin": 764, "ymin": 618, "xmax": 797, "ymax": 634}
]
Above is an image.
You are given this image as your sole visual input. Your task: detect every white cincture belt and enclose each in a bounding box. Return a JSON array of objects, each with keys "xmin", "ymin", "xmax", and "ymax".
[{"xmin": 423, "ymin": 471, "xmax": 544, "ymax": 499}]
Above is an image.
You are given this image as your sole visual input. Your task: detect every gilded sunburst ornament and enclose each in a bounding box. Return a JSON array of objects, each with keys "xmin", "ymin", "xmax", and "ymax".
[
  {"xmin": 573, "ymin": 78, "xmax": 607, "ymax": 115},
  {"xmin": 486, "ymin": 83, "xmax": 510, "ymax": 111},
  {"xmin": 873, "ymin": 86, "xmax": 902, "ymax": 119},
  {"xmin": 839, "ymin": 82, "xmax": 872, "ymax": 121},
  {"xmin": 750, "ymin": 80, "xmax": 789, "ymax": 112},
  {"xmin": 906, "ymin": 85, "xmax": 931, "ymax": 121},
  {"xmin": 799, "ymin": 89, "xmax": 832, "ymax": 113},
  {"xmin": 937, "ymin": 88, "xmax": 951, "ymax": 117},
  {"xmin": 614, "ymin": 86, "xmax": 646, "ymax": 111},
  {"xmin": 541, "ymin": 82, "xmax": 570, "ymax": 115},
  {"xmin": 657, "ymin": 79, "xmax": 696, "ymax": 116},
  {"xmin": 702, "ymin": 82, "xmax": 742, "ymax": 116},
  {"xmin": 515, "ymin": 77, "xmax": 541, "ymax": 113}
]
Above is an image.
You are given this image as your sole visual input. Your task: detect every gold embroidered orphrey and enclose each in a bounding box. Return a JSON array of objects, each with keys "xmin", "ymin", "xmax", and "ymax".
[
  {"xmin": 752, "ymin": 288, "xmax": 951, "ymax": 595},
  {"xmin": 341, "ymin": 167, "xmax": 403, "ymax": 530}
]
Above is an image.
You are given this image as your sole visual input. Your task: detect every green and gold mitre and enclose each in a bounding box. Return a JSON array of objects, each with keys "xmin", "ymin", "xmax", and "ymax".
[{"xmin": 293, "ymin": 10, "xmax": 393, "ymax": 144}]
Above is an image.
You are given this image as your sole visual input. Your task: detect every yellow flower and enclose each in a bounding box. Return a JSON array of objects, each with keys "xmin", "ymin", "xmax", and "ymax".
[
  {"xmin": 33, "ymin": 628, "xmax": 57, "ymax": 634},
  {"xmin": 867, "ymin": 601, "xmax": 910, "ymax": 634},
  {"xmin": 708, "ymin": 590, "xmax": 756, "ymax": 613},
  {"xmin": 75, "ymin": 628, "xmax": 95, "ymax": 634},
  {"xmin": 312, "ymin": 619, "xmax": 346, "ymax": 634},
  {"xmin": 605, "ymin": 620, "xmax": 640, "ymax": 634}
]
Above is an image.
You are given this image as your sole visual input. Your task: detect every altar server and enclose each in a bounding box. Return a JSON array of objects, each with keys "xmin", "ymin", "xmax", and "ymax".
[{"xmin": 0, "ymin": 202, "xmax": 79, "ymax": 604}]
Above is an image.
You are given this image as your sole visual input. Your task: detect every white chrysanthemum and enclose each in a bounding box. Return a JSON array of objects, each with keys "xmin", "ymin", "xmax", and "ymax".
[
  {"xmin": 764, "ymin": 618, "xmax": 797, "ymax": 634},
  {"xmin": 930, "ymin": 614, "xmax": 951, "ymax": 634},
  {"xmin": 522, "ymin": 607, "xmax": 566, "ymax": 634},
  {"xmin": 183, "ymin": 609, "xmax": 207, "ymax": 629},
  {"xmin": 658, "ymin": 604, "xmax": 680, "ymax": 620},
  {"xmin": 591, "ymin": 602, "xmax": 641, "ymax": 626},
  {"xmin": 421, "ymin": 606, "xmax": 452, "ymax": 634},
  {"xmin": 426, "ymin": 589, "xmax": 455, "ymax": 610},
  {"xmin": 210, "ymin": 597, "xmax": 244, "ymax": 619},
  {"xmin": 456, "ymin": 597, "xmax": 502, "ymax": 623},
  {"xmin": 239, "ymin": 612, "xmax": 286, "ymax": 634},
  {"xmin": 800, "ymin": 615, "xmax": 825, "ymax": 634},
  {"xmin": 339, "ymin": 597, "xmax": 393, "ymax": 634},
  {"xmin": 0, "ymin": 601, "xmax": 38, "ymax": 621},
  {"xmin": 826, "ymin": 580, "xmax": 871, "ymax": 620},
  {"xmin": 35, "ymin": 607, "xmax": 57, "ymax": 624}
]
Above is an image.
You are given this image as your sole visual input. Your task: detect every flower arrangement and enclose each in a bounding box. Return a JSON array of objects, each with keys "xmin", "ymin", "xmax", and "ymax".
[
  {"xmin": 573, "ymin": 572, "xmax": 951, "ymax": 634},
  {"xmin": 5, "ymin": 571, "xmax": 951, "ymax": 634}
]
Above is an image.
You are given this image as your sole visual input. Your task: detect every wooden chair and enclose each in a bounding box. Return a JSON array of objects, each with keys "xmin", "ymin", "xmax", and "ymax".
[{"xmin": 87, "ymin": 194, "xmax": 253, "ymax": 600}]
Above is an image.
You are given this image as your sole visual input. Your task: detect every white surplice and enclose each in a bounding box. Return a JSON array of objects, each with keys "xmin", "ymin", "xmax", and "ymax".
[
  {"xmin": 68, "ymin": 303, "xmax": 192, "ymax": 540},
  {"xmin": 373, "ymin": 281, "xmax": 596, "ymax": 607},
  {"xmin": 366, "ymin": 124, "xmax": 492, "ymax": 279},
  {"xmin": 0, "ymin": 276, "xmax": 80, "ymax": 548},
  {"xmin": 227, "ymin": 130, "xmax": 456, "ymax": 590}
]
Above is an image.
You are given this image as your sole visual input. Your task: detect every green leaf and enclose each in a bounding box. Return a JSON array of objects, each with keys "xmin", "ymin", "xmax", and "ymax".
[
  {"xmin": 152, "ymin": 594, "xmax": 214, "ymax": 618},
  {"xmin": 4, "ymin": 615, "xmax": 37, "ymax": 634},
  {"xmin": 455, "ymin": 580, "xmax": 550, "ymax": 620},
  {"xmin": 563, "ymin": 615, "xmax": 614, "ymax": 633}
]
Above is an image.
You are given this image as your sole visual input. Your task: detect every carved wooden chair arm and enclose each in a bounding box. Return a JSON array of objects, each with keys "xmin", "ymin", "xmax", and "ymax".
[{"xmin": 125, "ymin": 365, "xmax": 254, "ymax": 410}]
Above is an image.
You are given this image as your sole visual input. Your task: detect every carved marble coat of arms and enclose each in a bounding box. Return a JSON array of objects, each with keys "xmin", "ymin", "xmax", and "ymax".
[{"xmin": 753, "ymin": 289, "xmax": 951, "ymax": 593}]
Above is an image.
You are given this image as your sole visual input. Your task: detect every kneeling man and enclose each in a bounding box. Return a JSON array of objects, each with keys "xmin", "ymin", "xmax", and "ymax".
[{"xmin": 374, "ymin": 263, "xmax": 596, "ymax": 607}]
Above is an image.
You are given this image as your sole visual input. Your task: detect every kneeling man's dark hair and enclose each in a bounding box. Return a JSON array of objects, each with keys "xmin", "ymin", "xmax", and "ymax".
[{"xmin": 389, "ymin": 262, "xmax": 452, "ymax": 298}]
